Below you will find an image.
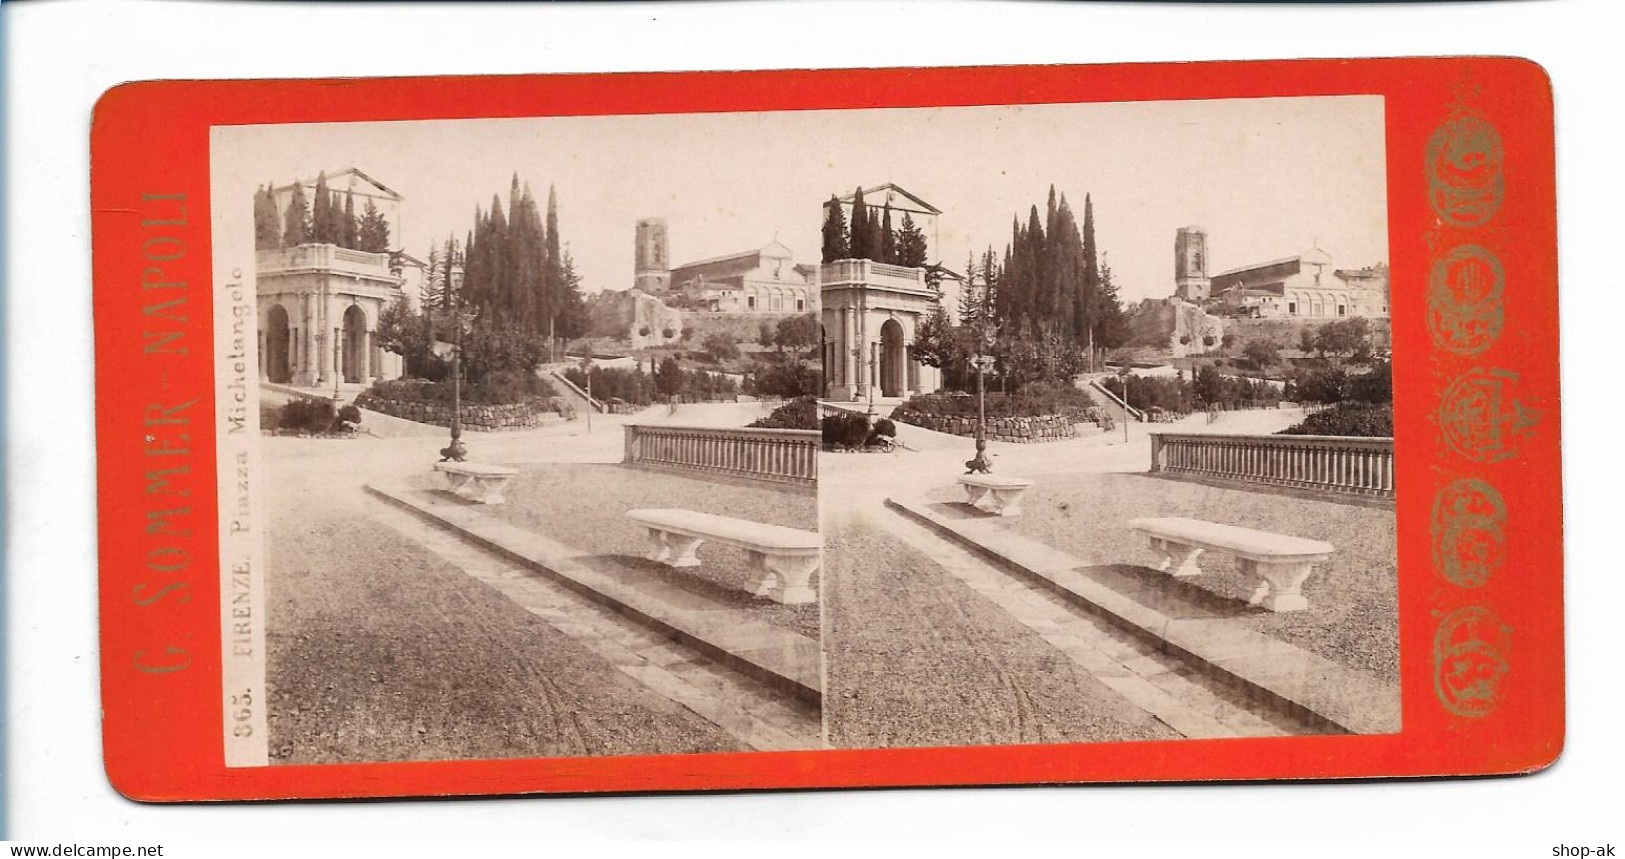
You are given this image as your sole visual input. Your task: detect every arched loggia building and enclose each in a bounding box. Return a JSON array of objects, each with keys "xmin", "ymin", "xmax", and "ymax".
[{"xmin": 819, "ymin": 183, "xmax": 958, "ymax": 402}]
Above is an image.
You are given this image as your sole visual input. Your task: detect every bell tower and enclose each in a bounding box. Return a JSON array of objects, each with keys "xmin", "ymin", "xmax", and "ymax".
[
  {"xmin": 634, "ymin": 217, "xmax": 671, "ymax": 293},
  {"xmin": 1174, "ymin": 226, "xmax": 1211, "ymax": 302}
]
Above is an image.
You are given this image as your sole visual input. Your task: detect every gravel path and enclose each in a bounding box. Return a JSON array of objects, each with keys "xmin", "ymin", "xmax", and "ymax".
[
  {"xmin": 987, "ymin": 473, "xmax": 1399, "ymax": 681},
  {"xmin": 264, "ymin": 506, "xmax": 744, "ymax": 764},
  {"xmin": 435, "ymin": 463, "xmax": 820, "ymax": 639},
  {"xmin": 822, "ymin": 512, "xmax": 1179, "ymax": 749}
]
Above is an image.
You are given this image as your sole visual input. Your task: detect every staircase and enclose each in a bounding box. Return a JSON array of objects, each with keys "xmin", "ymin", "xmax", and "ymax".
[{"xmin": 1081, "ymin": 377, "xmax": 1143, "ymax": 425}]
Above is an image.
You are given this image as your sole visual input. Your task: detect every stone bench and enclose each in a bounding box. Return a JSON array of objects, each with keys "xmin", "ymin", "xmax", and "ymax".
[
  {"xmin": 433, "ymin": 461, "xmax": 518, "ymax": 505},
  {"xmin": 957, "ymin": 474, "xmax": 1035, "ymax": 517},
  {"xmin": 626, "ymin": 508, "xmax": 821, "ymax": 605},
  {"xmin": 1128, "ymin": 516, "xmax": 1336, "ymax": 613}
]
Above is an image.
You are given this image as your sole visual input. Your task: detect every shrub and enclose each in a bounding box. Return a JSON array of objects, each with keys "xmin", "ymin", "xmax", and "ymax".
[
  {"xmin": 748, "ymin": 397, "xmax": 819, "ymax": 430},
  {"xmin": 563, "ymin": 363, "xmax": 738, "ymax": 406},
  {"xmin": 278, "ymin": 397, "xmax": 338, "ymax": 433},
  {"xmin": 1349, "ymin": 359, "xmax": 1393, "ymax": 405},
  {"xmin": 871, "ymin": 417, "xmax": 897, "ymax": 438},
  {"xmin": 747, "ymin": 359, "xmax": 821, "ymax": 399},
  {"xmin": 1280, "ymin": 403, "xmax": 1393, "ymax": 437},
  {"xmin": 366, "ymin": 372, "xmax": 559, "ymax": 407},
  {"xmin": 1243, "ymin": 339, "xmax": 1280, "ymax": 368},
  {"xmin": 702, "ymin": 332, "xmax": 740, "ymax": 363},
  {"xmin": 822, "ymin": 412, "xmax": 872, "ymax": 449},
  {"xmin": 901, "ymin": 381, "xmax": 1095, "ymax": 421},
  {"xmin": 337, "ymin": 404, "xmax": 362, "ymax": 426}
]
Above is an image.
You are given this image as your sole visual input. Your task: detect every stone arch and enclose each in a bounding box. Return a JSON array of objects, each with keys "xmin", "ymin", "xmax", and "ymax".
[
  {"xmin": 880, "ymin": 318, "xmax": 907, "ymax": 398},
  {"xmin": 341, "ymin": 303, "xmax": 369, "ymax": 383},
  {"xmin": 265, "ymin": 302, "xmax": 292, "ymax": 384}
]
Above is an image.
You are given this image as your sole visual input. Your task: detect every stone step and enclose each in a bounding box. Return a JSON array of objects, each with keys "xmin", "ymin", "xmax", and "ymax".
[
  {"xmin": 888, "ymin": 493, "xmax": 1400, "ymax": 736},
  {"xmin": 367, "ymin": 495, "xmax": 820, "ymax": 751},
  {"xmin": 366, "ymin": 481, "xmax": 822, "ymax": 706}
]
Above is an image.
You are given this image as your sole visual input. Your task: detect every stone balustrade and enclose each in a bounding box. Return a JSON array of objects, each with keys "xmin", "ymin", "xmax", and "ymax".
[
  {"xmin": 256, "ymin": 243, "xmax": 395, "ymax": 279},
  {"xmin": 819, "ymin": 258, "xmax": 931, "ymax": 295},
  {"xmin": 1149, "ymin": 432, "xmax": 1395, "ymax": 501},
  {"xmin": 624, "ymin": 424, "xmax": 818, "ymax": 488}
]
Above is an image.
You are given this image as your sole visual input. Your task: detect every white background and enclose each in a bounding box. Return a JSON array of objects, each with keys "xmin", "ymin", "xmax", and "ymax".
[{"xmin": 4, "ymin": 0, "xmax": 1621, "ymax": 844}]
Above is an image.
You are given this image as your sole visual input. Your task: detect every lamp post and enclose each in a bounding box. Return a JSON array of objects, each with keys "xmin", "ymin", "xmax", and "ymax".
[
  {"xmin": 965, "ymin": 353, "xmax": 996, "ymax": 474},
  {"xmin": 439, "ymin": 310, "xmax": 468, "ymax": 463}
]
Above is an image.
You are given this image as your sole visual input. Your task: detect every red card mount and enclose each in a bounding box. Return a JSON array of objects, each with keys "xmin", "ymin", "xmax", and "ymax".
[{"xmin": 91, "ymin": 57, "xmax": 1560, "ymax": 801}]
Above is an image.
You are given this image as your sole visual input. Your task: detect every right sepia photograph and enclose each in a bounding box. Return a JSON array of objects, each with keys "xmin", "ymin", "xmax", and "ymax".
[{"xmin": 817, "ymin": 93, "xmax": 1399, "ymax": 748}]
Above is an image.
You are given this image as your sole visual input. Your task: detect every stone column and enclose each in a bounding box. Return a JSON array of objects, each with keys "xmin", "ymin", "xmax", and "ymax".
[
  {"xmin": 302, "ymin": 294, "xmax": 319, "ymax": 387},
  {"xmin": 906, "ymin": 343, "xmax": 921, "ymax": 393},
  {"xmin": 841, "ymin": 304, "xmax": 855, "ymax": 397},
  {"xmin": 855, "ymin": 306, "xmax": 869, "ymax": 400}
]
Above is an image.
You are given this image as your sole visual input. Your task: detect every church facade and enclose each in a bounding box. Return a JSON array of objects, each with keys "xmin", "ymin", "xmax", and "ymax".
[
  {"xmin": 1172, "ymin": 227, "xmax": 1389, "ymax": 320},
  {"xmin": 666, "ymin": 240, "xmax": 818, "ymax": 314}
]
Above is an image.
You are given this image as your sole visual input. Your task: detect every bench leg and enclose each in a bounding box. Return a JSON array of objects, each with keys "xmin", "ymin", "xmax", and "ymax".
[
  {"xmin": 749, "ymin": 551, "xmax": 779, "ymax": 599},
  {"xmin": 1243, "ymin": 559, "xmax": 1314, "ymax": 612},
  {"xmin": 962, "ymin": 483, "xmax": 991, "ymax": 509},
  {"xmin": 755, "ymin": 553, "xmax": 819, "ymax": 605},
  {"xmin": 663, "ymin": 534, "xmax": 704, "ymax": 568},
  {"xmin": 1149, "ymin": 537, "xmax": 1205, "ymax": 577},
  {"xmin": 989, "ymin": 487, "xmax": 1027, "ymax": 517},
  {"xmin": 643, "ymin": 528, "xmax": 672, "ymax": 563},
  {"xmin": 443, "ymin": 471, "xmax": 473, "ymax": 499},
  {"xmin": 472, "ymin": 476, "xmax": 509, "ymax": 505}
]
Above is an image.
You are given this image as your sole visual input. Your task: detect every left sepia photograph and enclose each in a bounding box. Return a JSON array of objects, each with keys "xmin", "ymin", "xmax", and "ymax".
[{"xmin": 211, "ymin": 117, "xmax": 823, "ymax": 766}]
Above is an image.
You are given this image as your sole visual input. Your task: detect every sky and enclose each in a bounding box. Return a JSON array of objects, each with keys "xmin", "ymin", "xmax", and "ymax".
[{"xmin": 214, "ymin": 94, "xmax": 1387, "ymax": 304}]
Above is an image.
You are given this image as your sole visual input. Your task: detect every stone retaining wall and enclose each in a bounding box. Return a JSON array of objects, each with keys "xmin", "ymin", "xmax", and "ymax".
[
  {"xmin": 890, "ymin": 409, "xmax": 1087, "ymax": 443},
  {"xmin": 353, "ymin": 393, "xmax": 560, "ymax": 432}
]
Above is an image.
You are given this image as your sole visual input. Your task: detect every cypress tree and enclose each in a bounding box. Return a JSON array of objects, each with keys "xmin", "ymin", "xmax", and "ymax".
[
  {"xmin": 312, "ymin": 172, "xmax": 332, "ymax": 243},
  {"xmin": 981, "ymin": 246, "xmax": 1000, "ymax": 324},
  {"xmin": 849, "ymin": 187, "xmax": 870, "ymax": 261},
  {"xmin": 253, "ymin": 185, "xmax": 281, "ymax": 250},
  {"xmin": 821, "ymin": 195, "xmax": 849, "ymax": 263},
  {"xmin": 544, "ymin": 185, "xmax": 563, "ymax": 342},
  {"xmin": 445, "ymin": 235, "xmax": 461, "ymax": 316},
  {"xmin": 423, "ymin": 246, "xmax": 442, "ymax": 312},
  {"xmin": 282, "ymin": 180, "xmax": 311, "ymax": 246},
  {"xmin": 879, "ymin": 203, "xmax": 896, "ymax": 264},
  {"xmin": 556, "ymin": 248, "xmax": 588, "ymax": 340},
  {"xmin": 342, "ymin": 189, "xmax": 358, "ymax": 249},
  {"xmin": 896, "ymin": 212, "xmax": 928, "ymax": 267},
  {"xmin": 518, "ymin": 182, "xmax": 545, "ymax": 335},
  {"xmin": 357, "ymin": 198, "xmax": 390, "ymax": 253},
  {"xmin": 1080, "ymin": 193, "xmax": 1102, "ymax": 344},
  {"xmin": 330, "ymin": 191, "xmax": 343, "ymax": 244},
  {"xmin": 958, "ymin": 251, "xmax": 980, "ymax": 327},
  {"xmin": 1028, "ymin": 204, "xmax": 1051, "ymax": 333},
  {"xmin": 488, "ymin": 193, "xmax": 508, "ymax": 324}
]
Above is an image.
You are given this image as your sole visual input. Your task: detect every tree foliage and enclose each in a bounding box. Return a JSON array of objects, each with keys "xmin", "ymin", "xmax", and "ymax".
[
  {"xmin": 281, "ymin": 181, "xmax": 311, "ymax": 246},
  {"xmin": 1243, "ymin": 338, "xmax": 1281, "ymax": 368},
  {"xmin": 821, "ymin": 195, "xmax": 849, "ymax": 263}
]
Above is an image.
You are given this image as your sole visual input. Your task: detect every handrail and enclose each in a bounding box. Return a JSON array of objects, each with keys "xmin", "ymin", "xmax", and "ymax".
[{"xmin": 1088, "ymin": 379, "xmax": 1145, "ymax": 422}]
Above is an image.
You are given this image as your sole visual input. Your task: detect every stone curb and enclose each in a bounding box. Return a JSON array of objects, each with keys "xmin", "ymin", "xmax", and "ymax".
[{"xmin": 888, "ymin": 494, "xmax": 1400, "ymax": 736}]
